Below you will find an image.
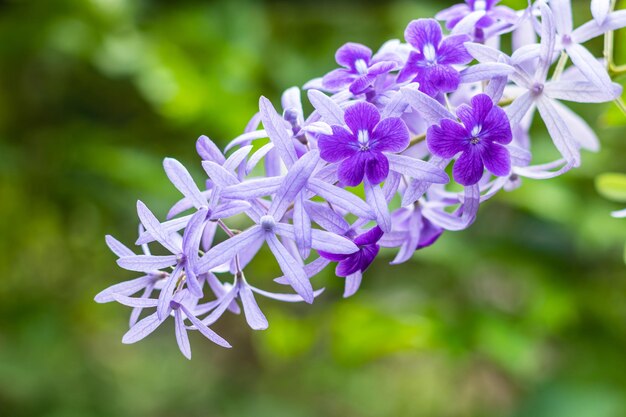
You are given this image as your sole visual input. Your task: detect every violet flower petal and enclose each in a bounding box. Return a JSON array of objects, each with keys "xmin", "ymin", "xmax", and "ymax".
[
  {"xmin": 105, "ymin": 235, "xmax": 134, "ymax": 258},
  {"xmin": 239, "ymin": 281, "xmax": 269, "ymax": 330},
  {"xmin": 259, "ymin": 96, "xmax": 298, "ymax": 166},
  {"xmin": 122, "ymin": 312, "xmax": 165, "ymax": 344},
  {"xmin": 117, "ymin": 255, "xmax": 177, "ymax": 272},
  {"xmin": 265, "ymin": 233, "xmax": 314, "ymax": 303},
  {"xmin": 163, "ymin": 158, "xmax": 207, "ymax": 210}
]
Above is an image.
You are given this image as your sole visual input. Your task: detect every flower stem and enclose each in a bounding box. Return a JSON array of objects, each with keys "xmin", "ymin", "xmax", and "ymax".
[{"xmin": 552, "ymin": 51, "xmax": 568, "ymax": 81}]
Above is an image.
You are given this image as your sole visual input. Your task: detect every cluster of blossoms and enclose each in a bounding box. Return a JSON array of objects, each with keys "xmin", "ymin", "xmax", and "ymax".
[{"xmin": 96, "ymin": 0, "xmax": 626, "ymax": 358}]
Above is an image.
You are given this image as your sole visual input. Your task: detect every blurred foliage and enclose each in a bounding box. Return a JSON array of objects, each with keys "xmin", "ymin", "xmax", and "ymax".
[
  {"xmin": 596, "ymin": 173, "xmax": 626, "ymax": 202},
  {"xmin": 0, "ymin": 0, "xmax": 626, "ymax": 416}
]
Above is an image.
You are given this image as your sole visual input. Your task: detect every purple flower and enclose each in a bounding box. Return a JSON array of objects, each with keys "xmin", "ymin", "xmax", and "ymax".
[
  {"xmin": 436, "ymin": 0, "xmax": 517, "ymax": 41},
  {"xmin": 397, "ymin": 19, "xmax": 472, "ymax": 96},
  {"xmin": 322, "ymin": 43, "xmax": 398, "ymax": 95},
  {"xmin": 427, "ymin": 93, "xmax": 512, "ymax": 186},
  {"xmin": 114, "ymin": 289, "xmax": 232, "ymax": 359},
  {"xmin": 319, "ymin": 226, "xmax": 383, "ymax": 277},
  {"xmin": 318, "ymin": 101, "xmax": 409, "ymax": 186}
]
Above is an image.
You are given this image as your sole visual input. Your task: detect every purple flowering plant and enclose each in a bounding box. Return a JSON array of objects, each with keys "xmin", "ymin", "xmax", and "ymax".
[{"xmin": 96, "ymin": 0, "xmax": 626, "ymax": 358}]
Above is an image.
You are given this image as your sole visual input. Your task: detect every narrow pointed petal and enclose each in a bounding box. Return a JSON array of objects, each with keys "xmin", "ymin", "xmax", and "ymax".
[
  {"xmin": 566, "ymin": 43, "xmax": 613, "ymax": 91},
  {"xmin": 163, "ymin": 158, "xmax": 207, "ymax": 209},
  {"xmin": 293, "ymin": 194, "xmax": 312, "ymax": 259},
  {"xmin": 551, "ymin": 0, "xmax": 572, "ymax": 35},
  {"xmin": 182, "ymin": 208, "xmax": 208, "ymax": 257},
  {"xmin": 423, "ymin": 185, "xmax": 479, "ymax": 231},
  {"xmin": 505, "ymin": 92, "xmax": 534, "ymax": 125},
  {"xmin": 269, "ymin": 149, "xmax": 320, "ymax": 219},
  {"xmin": 387, "ymin": 153, "xmax": 449, "ymax": 183},
  {"xmin": 157, "ymin": 265, "xmax": 182, "ymax": 320},
  {"xmin": 301, "ymin": 121, "xmax": 333, "ymax": 136},
  {"xmin": 180, "ymin": 304, "xmax": 232, "ymax": 348},
  {"xmin": 572, "ymin": 10, "xmax": 626, "ymax": 44},
  {"xmin": 224, "ymin": 129, "xmax": 268, "ymax": 153},
  {"xmin": 201, "ymin": 286, "xmax": 240, "ymax": 326},
  {"xmin": 274, "ymin": 223, "xmax": 358, "ymax": 255},
  {"xmin": 250, "ymin": 285, "xmax": 326, "ymax": 302},
  {"xmin": 182, "ymin": 209, "xmax": 208, "ymax": 297},
  {"xmin": 239, "ymin": 282, "xmax": 269, "ymax": 330},
  {"xmin": 136, "ymin": 215, "xmax": 192, "ymax": 245},
  {"xmin": 459, "ymin": 62, "xmax": 514, "ymax": 83},
  {"xmin": 364, "ymin": 180, "xmax": 391, "ymax": 232},
  {"xmin": 117, "ymin": 255, "xmax": 177, "ymax": 272},
  {"xmin": 391, "ymin": 211, "xmax": 422, "ymax": 265},
  {"xmin": 451, "ymin": 10, "xmax": 487, "ymax": 35},
  {"xmin": 129, "ymin": 284, "xmax": 155, "ymax": 327},
  {"xmin": 196, "ymin": 135, "xmax": 226, "ymax": 164},
  {"xmin": 223, "ymin": 145, "xmax": 253, "ymax": 172},
  {"xmin": 281, "ymin": 86, "xmax": 304, "ymax": 118},
  {"xmin": 550, "ymin": 100, "xmax": 599, "ymax": 151},
  {"xmin": 401, "ymin": 85, "xmax": 456, "ymax": 125},
  {"xmin": 463, "ymin": 42, "xmax": 507, "ymax": 63},
  {"xmin": 173, "ymin": 309, "xmax": 192, "ymax": 359},
  {"xmin": 343, "ymin": 272, "xmax": 363, "ymax": 298},
  {"xmin": 307, "ymin": 179, "xmax": 374, "ymax": 219},
  {"xmin": 307, "ymin": 89, "xmax": 345, "ymax": 125},
  {"xmin": 382, "ymin": 90, "xmax": 409, "ymax": 118},
  {"xmin": 112, "ymin": 294, "xmax": 159, "ymax": 308},
  {"xmin": 210, "ymin": 201, "xmax": 251, "ymax": 219},
  {"xmin": 136, "ymin": 201, "xmax": 179, "ymax": 253},
  {"xmin": 94, "ymin": 275, "xmax": 153, "ymax": 303},
  {"xmin": 273, "ymin": 257, "xmax": 331, "ymax": 285},
  {"xmin": 201, "ymin": 161, "xmax": 239, "ymax": 187},
  {"xmin": 591, "ymin": 0, "xmax": 611, "ymax": 25},
  {"xmin": 246, "ymin": 142, "xmax": 274, "ymax": 174},
  {"xmin": 259, "ymin": 96, "xmax": 298, "ymax": 167},
  {"xmin": 538, "ymin": 4, "xmax": 556, "ymax": 82},
  {"xmin": 266, "ymin": 233, "xmax": 314, "ymax": 303},
  {"xmin": 545, "ymin": 80, "xmax": 621, "ymax": 103},
  {"xmin": 105, "ymin": 235, "xmax": 134, "ymax": 258},
  {"xmin": 304, "ymin": 201, "xmax": 350, "ymax": 235},
  {"xmin": 196, "ymin": 226, "xmax": 264, "ymax": 274},
  {"xmin": 122, "ymin": 312, "xmax": 164, "ymax": 344},
  {"xmin": 221, "ymin": 176, "xmax": 283, "ymax": 200},
  {"xmin": 536, "ymin": 96, "xmax": 581, "ymax": 166}
]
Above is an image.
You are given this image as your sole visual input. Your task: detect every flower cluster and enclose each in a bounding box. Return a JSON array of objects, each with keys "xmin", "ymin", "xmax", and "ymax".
[{"xmin": 96, "ymin": 0, "xmax": 626, "ymax": 358}]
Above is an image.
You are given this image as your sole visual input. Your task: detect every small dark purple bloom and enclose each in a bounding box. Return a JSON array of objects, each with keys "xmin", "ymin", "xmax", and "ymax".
[
  {"xmin": 416, "ymin": 217, "xmax": 443, "ymax": 250},
  {"xmin": 322, "ymin": 43, "xmax": 398, "ymax": 95},
  {"xmin": 397, "ymin": 19, "xmax": 472, "ymax": 96},
  {"xmin": 427, "ymin": 93, "xmax": 512, "ymax": 186},
  {"xmin": 318, "ymin": 101, "xmax": 409, "ymax": 186},
  {"xmin": 319, "ymin": 226, "xmax": 383, "ymax": 277}
]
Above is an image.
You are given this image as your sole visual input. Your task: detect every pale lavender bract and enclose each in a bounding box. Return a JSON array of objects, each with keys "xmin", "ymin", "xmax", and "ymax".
[{"xmin": 96, "ymin": 0, "xmax": 625, "ymax": 358}]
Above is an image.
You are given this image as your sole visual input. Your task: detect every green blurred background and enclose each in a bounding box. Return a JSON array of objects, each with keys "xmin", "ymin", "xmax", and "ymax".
[{"xmin": 1, "ymin": 0, "xmax": 626, "ymax": 416}]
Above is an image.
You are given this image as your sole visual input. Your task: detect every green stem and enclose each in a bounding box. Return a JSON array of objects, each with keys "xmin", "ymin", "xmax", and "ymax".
[{"xmin": 552, "ymin": 51, "xmax": 569, "ymax": 81}]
